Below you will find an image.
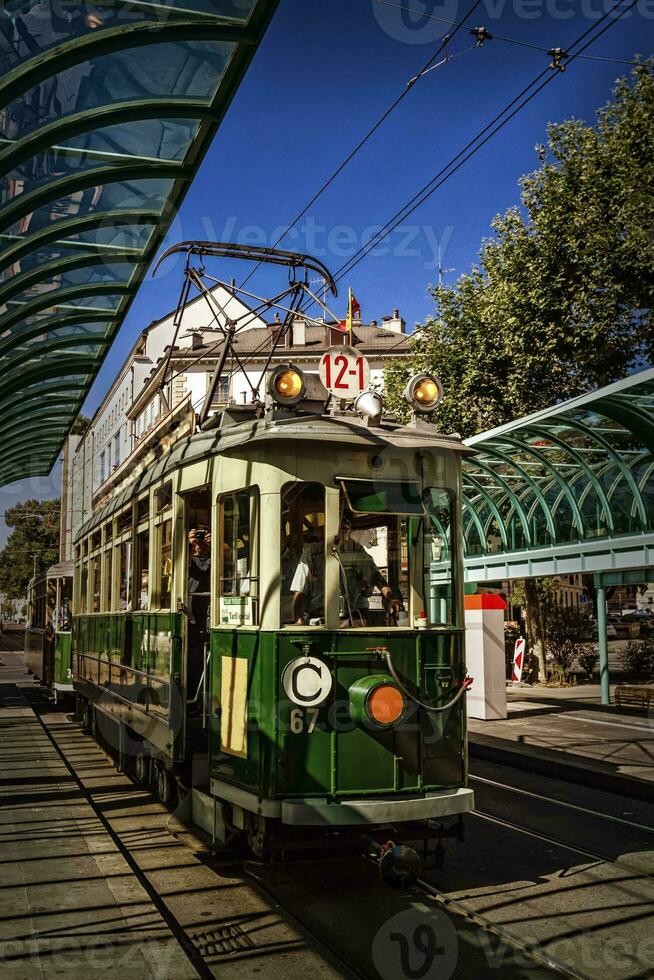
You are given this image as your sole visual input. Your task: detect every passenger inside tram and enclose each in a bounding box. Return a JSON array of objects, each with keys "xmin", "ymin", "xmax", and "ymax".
[
  {"xmin": 334, "ymin": 513, "xmax": 404, "ymax": 627},
  {"xmin": 280, "ymin": 482, "xmax": 406, "ymax": 627}
]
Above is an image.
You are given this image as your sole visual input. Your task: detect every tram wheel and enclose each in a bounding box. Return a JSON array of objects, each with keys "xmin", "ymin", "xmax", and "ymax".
[
  {"xmin": 135, "ymin": 751, "xmax": 150, "ymax": 785},
  {"xmin": 155, "ymin": 764, "xmax": 174, "ymax": 806}
]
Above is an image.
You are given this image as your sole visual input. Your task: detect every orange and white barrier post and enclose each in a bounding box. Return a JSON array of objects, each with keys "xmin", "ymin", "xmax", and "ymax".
[{"xmin": 464, "ymin": 594, "xmax": 508, "ymax": 721}]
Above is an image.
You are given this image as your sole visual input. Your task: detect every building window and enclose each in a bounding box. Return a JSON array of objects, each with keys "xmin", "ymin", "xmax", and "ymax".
[
  {"xmin": 114, "ymin": 431, "xmax": 121, "ymax": 468},
  {"xmin": 100, "ymin": 452, "xmax": 105, "ymax": 484}
]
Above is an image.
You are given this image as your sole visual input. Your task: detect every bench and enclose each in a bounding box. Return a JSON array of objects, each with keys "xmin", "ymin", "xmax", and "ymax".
[{"xmin": 615, "ymin": 685, "xmax": 654, "ymax": 709}]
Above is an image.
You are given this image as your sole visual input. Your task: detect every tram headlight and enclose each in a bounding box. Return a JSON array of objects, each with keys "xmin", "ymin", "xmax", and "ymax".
[
  {"xmin": 269, "ymin": 364, "xmax": 305, "ymax": 406},
  {"xmin": 349, "ymin": 675, "xmax": 407, "ymax": 729},
  {"xmin": 403, "ymin": 373, "xmax": 443, "ymax": 414},
  {"xmin": 354, "ymin": 389, "xmax": 383, "ymax": 425}
]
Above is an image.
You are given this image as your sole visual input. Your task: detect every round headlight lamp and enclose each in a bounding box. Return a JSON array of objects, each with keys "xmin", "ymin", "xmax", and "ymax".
[
  {"xmin": 269, "ymin": 364, "xmax": 306, "ymax": 405},
  {"xmin": 403, "ymin": 373, "xmax": 443, "ymax": 414}
]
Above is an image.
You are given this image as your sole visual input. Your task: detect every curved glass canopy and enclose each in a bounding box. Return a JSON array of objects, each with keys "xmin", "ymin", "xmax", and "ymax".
[
  {"xmin": 0, "ymin": 0, "xmax": 279, "ymax": 487},
  {"xmin": 462, "ymin": 369, "xmax": 654, "ymax": 577}
]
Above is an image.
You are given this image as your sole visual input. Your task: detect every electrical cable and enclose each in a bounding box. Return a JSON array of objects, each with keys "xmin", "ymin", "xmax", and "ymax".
[
  {"xmin": 300, "ymin": 0, "xmax": 640, "ymax": 311},
  {"xmin": 235, "ymin": 0, "xmax": 485, "ymax": 293},
  {"xmin": 372, "ymin": 0, "xmax": 642, "ymax": 65}
]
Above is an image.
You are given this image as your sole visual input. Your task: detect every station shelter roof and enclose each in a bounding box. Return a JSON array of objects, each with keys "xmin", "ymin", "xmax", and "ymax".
[
  {"xmin": 462, "ymin": 369, "xmax": 654, "ymax": 582},
  {"xmin": 0, "ymin": 0, "xmax": 279, "ymax": 488}
]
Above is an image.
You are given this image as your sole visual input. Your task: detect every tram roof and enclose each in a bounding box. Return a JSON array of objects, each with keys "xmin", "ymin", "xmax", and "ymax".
[
  {"xmin": 77, "ymin": 410, "xmax": 469, "ymax": 538},
  {"xmin": 0, "ymin": 0, "xmax": 279, "ymax": 489},
  {"xmin": 462, "ymin": 368, "xmax": 654, "ymax": 581}
]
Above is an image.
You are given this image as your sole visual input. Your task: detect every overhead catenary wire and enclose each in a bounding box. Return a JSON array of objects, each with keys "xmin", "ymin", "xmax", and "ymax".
[
  {"xmin": 235, "ymin": 0, "xmax": 485, "ymax": 293},
  {"xmin": 372, "ymin": 0, "xmax": 642, "ymax": 65},
  {"xmin": 299, "ymin": 0, "xmax": 640, "ymax": 314}
]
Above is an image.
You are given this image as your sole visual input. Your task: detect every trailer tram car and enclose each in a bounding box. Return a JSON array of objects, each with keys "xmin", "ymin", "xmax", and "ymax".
[
  {"xmin": 72, "ymin": 365, "xmax": 474, "ymax": 867},
  {"xmin": 25, "ymin": 562, "xmax": 74, "ymax": 700}
]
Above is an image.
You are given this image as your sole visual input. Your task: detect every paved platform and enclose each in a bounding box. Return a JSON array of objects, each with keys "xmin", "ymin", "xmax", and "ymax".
[
  {"xmin": 0, "ymin": 650, "xmax": 197, "ymax": 979},
  {"xmin": 468, "ymin": 684, "xmax": 654, "ymax": 801},
  {"xmin": 0, "ymin": 648, "xmax": 341, "ymax": 980}
]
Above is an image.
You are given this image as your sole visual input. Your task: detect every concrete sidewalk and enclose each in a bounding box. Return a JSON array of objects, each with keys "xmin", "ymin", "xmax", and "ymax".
[{"xmin": 468, "ymin": 684, "xmax": 654, "ymax": 801}]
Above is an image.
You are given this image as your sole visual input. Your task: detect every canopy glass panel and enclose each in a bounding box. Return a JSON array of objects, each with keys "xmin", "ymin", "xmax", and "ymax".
[
  {"xmin": 463, "ymin": 370, "xmax": 654, "ymax": 565},
  {"xmin": 0, "ymin": 0, "xmax": 279, "ymax": 486}
]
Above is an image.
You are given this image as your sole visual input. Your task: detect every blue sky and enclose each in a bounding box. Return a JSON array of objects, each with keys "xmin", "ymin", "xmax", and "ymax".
[{"xmin": 1, "ymin": 0, "xmax": 650, "ymax": 545}]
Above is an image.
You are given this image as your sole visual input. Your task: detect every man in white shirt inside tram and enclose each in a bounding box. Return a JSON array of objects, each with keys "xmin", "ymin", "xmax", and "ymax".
[{"xmin": 290, "ymin": 516, "xmax": 403, "ymax": 626}]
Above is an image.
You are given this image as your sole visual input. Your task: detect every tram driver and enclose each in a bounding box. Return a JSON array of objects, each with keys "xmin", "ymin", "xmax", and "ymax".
[{"xmin": 334, "ymin": 515, "xmax": 403, "ymax": 626}]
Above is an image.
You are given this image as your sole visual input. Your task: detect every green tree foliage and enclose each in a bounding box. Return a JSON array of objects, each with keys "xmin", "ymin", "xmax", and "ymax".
[
  {"xmin": 0, "ymin": 499, "xmax": 60, "ymax": 599},
  {"xmin": 619, "ymin": 638, "xmax": 654, "ymax": 682},
  {"xmin": 70, "ymin": 415, "xmax": 90, "ymax": 436},
  {"xmin": 384, "ymin": 61, "xmax": 654, "ymax": 437}
]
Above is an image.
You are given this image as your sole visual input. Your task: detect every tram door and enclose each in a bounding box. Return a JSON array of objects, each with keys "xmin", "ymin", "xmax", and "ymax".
[{"xmin": 183, "ymin": 489, "xmax": 212, "ymax": 708}]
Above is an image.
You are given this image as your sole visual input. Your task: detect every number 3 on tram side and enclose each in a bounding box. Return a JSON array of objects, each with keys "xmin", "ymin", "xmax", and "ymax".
[{"xmin": 72, "ymin": 370, "xmax": 474, "ymax": 865}]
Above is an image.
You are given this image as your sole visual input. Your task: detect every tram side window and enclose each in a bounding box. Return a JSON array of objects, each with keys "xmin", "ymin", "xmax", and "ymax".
[
  {"xmin": 135, "ymin": 529, "xmax": 149, "ymax": 611},
  {"xmin": 157, "ymin": 521, "xmax": 172, "ymax": 609},
  {"xmin": 156, "ymin": 482, "xmax": 172, "ymax": 512},
  {"xmin": 105, "ymin": 546, "xmax": 113, "ymax": 612},
  {"xmin": 117, "ymin": 541, "xmax": 132, "ymax": 610},
  {"xmin": 90, "ymin": 556, "xmax": 101, "ymax": 613},
  {"xmin": 220, "ymin": 489, "xmax": 258, "ymax": 625},
  {"xmin": 280, "ymin": 483, "xmax": 325, "ymax": 626},
  {"xmin": 80, "ymin": 562, "xmax": 88, "ymax": 614},
  {"xmin": 425, "ymin": 489, "xmax": 456, "ymax": 626}
]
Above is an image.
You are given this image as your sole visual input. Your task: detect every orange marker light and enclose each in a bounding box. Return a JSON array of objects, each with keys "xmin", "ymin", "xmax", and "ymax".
[{"xmin": 368, "ymin": 684, "xmax": 405, "ymax": 726}]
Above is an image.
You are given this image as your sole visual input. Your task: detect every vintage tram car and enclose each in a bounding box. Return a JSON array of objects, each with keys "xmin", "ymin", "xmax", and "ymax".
[
  {"xmin": 25, "ymin": 561, "xmax": 74, "ymax": 701},
  {"xmin": 72, "ymin": 366, "xmax": 474, "ymax": 858}
]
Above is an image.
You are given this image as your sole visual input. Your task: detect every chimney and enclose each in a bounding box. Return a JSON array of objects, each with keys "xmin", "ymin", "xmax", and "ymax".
[
  {"xmin": 179, "ymin": 329, "xmax": 204, "ymax": 350},
  {"xmin": 292, "ymin": 316, "xmax": 306, "ymax": 347},
  {"xmin": 382, "ymin": 308, "xmax": 406, "ymax": 334}
]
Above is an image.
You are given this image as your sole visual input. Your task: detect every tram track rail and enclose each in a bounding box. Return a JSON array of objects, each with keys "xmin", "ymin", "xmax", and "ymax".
[
  {"xmin": 469, "ymin": 808, "xmax": 654, "ymax": 890},
  {"xmin": 241, "ymin": 858, "xmax": 368, "ymax": 979},
  {"xmin": 467, "ymin": 774, "xmax": 654, "ymax": 887},
  {"xmin": 469, "ymin": 773, "xmax": 654, "ymax": 836},
  {"xmin": 359, "ymin": 843, "xmax": 578, "ymax": 979},
  {"xmin": 411, "ymin": 874, "xmax": 586, "ymax": 980}
]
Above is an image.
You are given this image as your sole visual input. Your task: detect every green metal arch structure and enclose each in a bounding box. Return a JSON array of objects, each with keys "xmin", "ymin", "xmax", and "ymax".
[
  {"xmin": 463, "ymin": 369, "xmax": 654, "ymax": 581},
  {"xmin": 0, "ymin": 0, "xmax": 280, "ymax": 487}
]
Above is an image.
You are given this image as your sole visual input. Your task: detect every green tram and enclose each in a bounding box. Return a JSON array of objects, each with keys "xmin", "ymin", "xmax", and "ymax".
[
  {"xmin": 25, "ymin": 561, "xmax": 74, "ymax": 701},
  {"xmin": 72, "ymin": 366, "xmax": 474, "ymax": 864}
]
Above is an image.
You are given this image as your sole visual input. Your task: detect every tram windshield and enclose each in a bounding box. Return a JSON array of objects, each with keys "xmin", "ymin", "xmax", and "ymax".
[
  {"xmin": 337, "ymin": 481, "xmax": 456, "ymax": 628},
  {"xmin": 336, "ymin": 481, "xmax": 412, "ymax": 628}
]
